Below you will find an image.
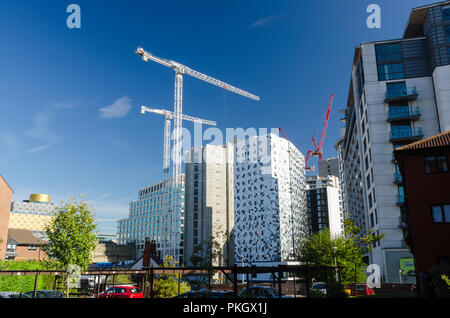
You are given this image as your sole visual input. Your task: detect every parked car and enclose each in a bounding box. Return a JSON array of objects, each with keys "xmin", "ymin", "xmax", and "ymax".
[
  {"xmin": 174, "ymin": 289, "xmax": 234, "ymax": 298},
  {"xmin": 98, "ymin": 285, "xmax": 144, "ymax": 298},
  {"xmin": 311, "ymin": 282, "xmax": 327, "ymax": 295},
  {"xmin": 0, "ymin": 292, "xmax": 32, "ymax": 298},
  {"xmin": 24, "ymin": 290, "xmax": 66, "ymax": 298},
  {"xmin": 350, "ymin": 283, "xmax": 375, "ymax": 296},
  {"xmin": 239, "ymin": 286, "xmax": 292, "ymax": 298}
]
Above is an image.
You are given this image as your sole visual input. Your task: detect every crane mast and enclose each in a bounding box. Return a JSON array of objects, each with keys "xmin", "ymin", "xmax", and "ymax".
[
  {"xmin": 141, "ymin": 105, "xmax": 217, "ymax": 178},
  {"xmin": 136, "ymin": 47, "xmax": 259, "ymax": 187},
  {"xmin": 305, "ymin": 92, "xmax": 334, "ymax": 170}
]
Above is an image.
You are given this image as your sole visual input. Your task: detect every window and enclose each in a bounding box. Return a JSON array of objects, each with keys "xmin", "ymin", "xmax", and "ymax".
[
  {"xmin": 446, "ymin": 25, "xmax": 450, "ymax": 43},
  {"xmin": 376, "ymin": 43, "xmax": 403, "ymax": 62},
  {"xmin": 391, "ymin": 124, "xmax": 412, "ymax": 138},
  {"xmin": 431, "ymin": 205, "xmax": 450, "ymax": 223},
  {"xmin": 443, "ymin": 5, "xmax": 450, "ymax": 22},
  {"xmin": 378, "ymin": 63, "xmax": 404, "ymax": 81},
  {"xmin": 424, "ymin": 155, "xmax": 448, "ymax": 174}
]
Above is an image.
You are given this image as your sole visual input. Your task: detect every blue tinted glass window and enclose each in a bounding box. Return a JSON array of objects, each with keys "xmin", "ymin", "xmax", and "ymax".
[
  {"xmin": 378, "ymin": 63, "xmax": 404, "ymax": 81},
  {"xmin": 376, "ymin": 44, "xmax": 402, "ymax": 62},
  {"xmin": 443, "ymin": 6, "xmax": 450, "ymax": 22},
  {"xmin": 445, "ymin": 25, "xmax": 450, "ymax": 43}
]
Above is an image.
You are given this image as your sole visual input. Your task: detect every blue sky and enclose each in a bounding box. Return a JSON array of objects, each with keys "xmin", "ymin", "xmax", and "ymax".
[{"xmin": 0, "ymin": 0, "xmax": 435, "ymax": 233}]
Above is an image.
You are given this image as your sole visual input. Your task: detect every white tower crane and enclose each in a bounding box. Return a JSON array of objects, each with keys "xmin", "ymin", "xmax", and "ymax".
[
  {"xmin": 135, "ymin": 47, "xmax": 259, "ymax": 186},
  {"xmin": 140, "ymin": 105, "xmax": 216, "ymax": 178}
]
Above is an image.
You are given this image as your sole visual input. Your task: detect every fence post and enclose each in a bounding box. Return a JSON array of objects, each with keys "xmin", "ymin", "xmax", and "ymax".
[
  {"xmin": 293, "ymin": 269, "xmax": 297, "ymax": 298},
  {"xmin": 233, "ymin": 264, "xmax": 238, "ymax": 298},
  {"xmin": 33, "ymin": 270, "xmax": 39, "ymax": 298},
  {"xmin": 150, "ymin": 268, "xmax": 154, "ymax": 298},
  {"xmin": 305, "ymin": 267, "xmax": 310, "ymax": 298},
  {"xmin": 277, "ymin": 267, "xmax": 282, "ymax": 299},
  {"xmin": 178, "ymin": 273, "xmax": 181, "ymax": 295}
]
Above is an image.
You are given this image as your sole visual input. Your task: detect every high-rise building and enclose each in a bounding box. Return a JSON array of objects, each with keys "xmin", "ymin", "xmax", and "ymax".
[
  {"xmin": 337, "ymin": 0, "xmax": 450, "ymax": 282},
  {"xmin": 9, "ymin": 194, "xmax": 57, "ymax": 233},
  {"xmin": 306, "ymin": 175, "xmax": 344, "ymax": 238},
  {"xmin": 318, "ymin": 157, "xmax": 340, "ymax": 179},
  {"xmin": 184, "ymin": 143, "xmax": 234, "ymax": 267},
  {"xmin": 233, "ymin": 133, "xmax": 308, "ymax": 272},
  {"xmin": 117, "ymin": 176, "xmax": 185, "ymax": 263}
]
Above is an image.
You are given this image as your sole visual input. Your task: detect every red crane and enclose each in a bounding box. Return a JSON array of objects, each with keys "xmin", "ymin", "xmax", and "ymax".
[{"xmin": 305, "ymin": 92, "xmax": 335, "ymax": 171}]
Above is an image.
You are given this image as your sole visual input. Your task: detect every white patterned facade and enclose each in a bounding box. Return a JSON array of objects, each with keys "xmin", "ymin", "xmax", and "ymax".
[{"xmin": 233, "ymin": 133, "xmax": 308, "ymax": 267}]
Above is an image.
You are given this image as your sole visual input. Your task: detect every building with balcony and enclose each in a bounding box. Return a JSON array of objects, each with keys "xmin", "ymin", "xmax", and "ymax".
[
  {"xmin": 306, "ymin": 175, "xmax": 345, "ymax": 238},
  {"xmin": 0, "ymin": 175, "xmax": 13, "ymax": 260},
  {"xmin": 233, "ymin": 133, "xmax": 308, "ymax": 276},
  {"xmin": 184, "ymin": 143, "xmax": 234, "ymax": 267},
  {"xmin": 395, "ymin": 130, "xmax": 450, "ymax": 296},
  {"xmin": 337, "ymin": 1, "xmax": 450, "ymax": 283},
  {"xmin": 117, "ymin": 177, "xmax": 185, "ymax": 264}
]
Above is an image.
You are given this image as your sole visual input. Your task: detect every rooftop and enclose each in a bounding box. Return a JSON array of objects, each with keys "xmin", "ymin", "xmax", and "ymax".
[
  {"xmin": 8, "ymin": 228, "xmax": 48, "ymax": 245},
  {"xmin": 395, "ymin": 130, "xmax": 450, "ymax": 152}
]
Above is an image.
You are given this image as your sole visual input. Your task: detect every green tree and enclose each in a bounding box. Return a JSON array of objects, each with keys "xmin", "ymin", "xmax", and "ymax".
[
  {"xmin": 189, "ymin": 226, "xmax": 227, "ymax": 288},
  {"xmin": 153, "ymin": 255, "xmax": 190, "ymax": 298},
  {"xmin": 299, "ymin": 218, "xmax": 385, "ymax": 284},
  {"xmin": 43, "ymin": 197, "xmax": 97, "ymax": 271}
]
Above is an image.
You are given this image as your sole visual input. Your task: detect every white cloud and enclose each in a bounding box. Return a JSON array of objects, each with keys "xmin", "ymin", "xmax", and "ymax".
[
  {"xmin": 99, "ymin": 96, "xmax": 132, "ymax": 119},
  {"xmin": 249, "ymin": 15, "xmax": 282, "ymax": 29},
  {"xmin": 25, "ymin": 108, "xmax": 64, "ymax": 154},
  {"xmin": 1, "ymin": 133, "xmax": 18, "ymax": 150}
]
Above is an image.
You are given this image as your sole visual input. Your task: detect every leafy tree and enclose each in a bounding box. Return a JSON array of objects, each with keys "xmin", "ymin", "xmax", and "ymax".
[
  {"xmin": 153, "ymin": 255, "xmax": 190, "ymax": 298},
  {"xmin": 43, "ymin": 197, "xmax": 97, "ymax": 271},
  {"xmin": 189, "ymin": 226, "xmax": 228, "ymax": 288},
  {"xmin": 298, "ymin": 218, "xmax": 384, "ymax": 284}
]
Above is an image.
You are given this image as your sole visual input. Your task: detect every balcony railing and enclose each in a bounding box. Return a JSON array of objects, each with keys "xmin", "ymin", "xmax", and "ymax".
[
  {"xmin": 394, "ymin": 171, "xmax": 403, "ymax": 184},
  {"xmin": 385, "ymin": 87, "xmax": 418, "ymax": 102},
  {"xmin": 387, "ymin": 107, "xmax": 421, "ymax": 122},
  {"xmin": 397, "ymin": 194, "xmax": 405, "ymax": 205},
  {"xmin": 390, "ymin": 127, "xmax": 423, "ymax": 142}
]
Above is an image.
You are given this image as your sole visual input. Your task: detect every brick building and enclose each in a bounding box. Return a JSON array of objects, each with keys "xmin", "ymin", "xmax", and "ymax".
[
  {"xmin": 5, "ymin": 228, "xmax": 47, "ymax": 261},
  {"xmin": 0, "ymin": 175, "xmax": 13, "ymax": 260},
  {"xmin": 395, "ymin": 130, "xmax": 450, "ymax": 295}
]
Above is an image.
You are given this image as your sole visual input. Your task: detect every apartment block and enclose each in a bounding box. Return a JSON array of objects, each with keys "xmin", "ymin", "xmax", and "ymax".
[
  {"xmin": 184, "ymin": 143, "xmax": 234, "ymax": 267},
  {"xmin": 337, "ymin": 1, "xmax": 450, "ymax": 283},
  {"xmin": 318, "ymin": 157, "xmax": 340, "ymax": 179},
  {"xmin": 233, "ymin": 133, "xmax": 308, "ymax": 271},
  {"xmin": 117, "ymin": 176, "xmax": 185, "ymax": 264},
  {"xmin": 306, "ymin": 175, "xmax": 344, "ymax": 238}
]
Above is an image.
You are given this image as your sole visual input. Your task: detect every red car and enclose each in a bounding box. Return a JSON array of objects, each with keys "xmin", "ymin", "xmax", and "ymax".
[
  {"xmin": 351, "ymin": 283, "xmax": 375, "ymax": 296},
  {"xmin": 98, "ymin": 285, "xmax": 144, "ymax": 298}
]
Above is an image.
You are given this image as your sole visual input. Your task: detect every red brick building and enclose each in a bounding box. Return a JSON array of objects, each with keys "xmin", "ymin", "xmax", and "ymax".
[
  {"xmin": 395, "ymin": 130, "xmax": 450, "ymax": 296},
  {"xmin": 5, "ymin": 228, "xmax": 47, "ymax": 261},
  {"xmin": 0, "ymin": 175, "xmax": 13, "ymax": 260}
]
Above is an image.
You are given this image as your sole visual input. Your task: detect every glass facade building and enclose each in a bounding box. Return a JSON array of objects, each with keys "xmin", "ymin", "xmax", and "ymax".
[{"xmin": 117, "ymin": 176, "xmax": 185, "ymax": 263}]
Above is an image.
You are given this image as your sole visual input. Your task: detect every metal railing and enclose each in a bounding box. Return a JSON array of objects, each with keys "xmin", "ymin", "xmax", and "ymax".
[
  {"xmin": 390, "ymin": 127, "xmax": 423, "ymax": 140},
  {"xmin": 388, "ymin": 107, "xmax": 421, "ymax": 120},
  {"xmin": 385, "ymin": 87, "xmax": 418, "ymax": 100}
]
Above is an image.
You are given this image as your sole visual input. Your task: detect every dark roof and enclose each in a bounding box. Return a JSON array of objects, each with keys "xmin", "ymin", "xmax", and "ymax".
[
  {"xmin": 7, "ymin": 228, "xmax": 47, "ymax": 245},
  {"xmin": 404, "ymin": 1, "xmax": 450, "ymax": 38},
  {"xmin": 396, "ymin": 130, "xmax": 450, "ymax": 152}
]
